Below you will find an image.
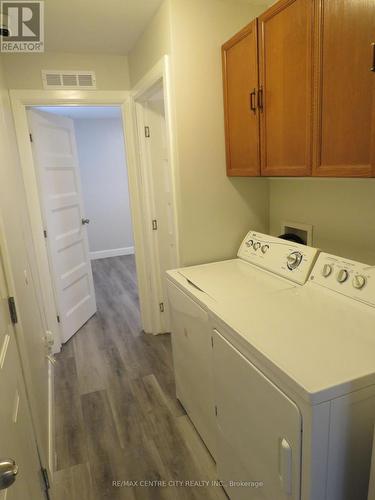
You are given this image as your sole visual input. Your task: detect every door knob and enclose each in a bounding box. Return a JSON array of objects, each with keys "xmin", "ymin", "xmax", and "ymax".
[
  {"xmin": 81, "ymin": 218, "xmax": 90, "ymax": 225},
  {"xmin": 0, "ymin": 458, "xmax": 19, "ymax": 490}
]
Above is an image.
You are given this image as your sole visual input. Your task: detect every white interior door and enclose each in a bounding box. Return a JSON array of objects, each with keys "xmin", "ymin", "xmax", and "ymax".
[
  {"xmin": 28, "ymin": 109, "xmax": 96, "ymax": 343},
  {"xmin": 0, "ymin": 244, "xmax": 45, "ymax": 500},
  {"xmin": 142, "ymin": 87, "xmax": 177, "ymax": 332}
]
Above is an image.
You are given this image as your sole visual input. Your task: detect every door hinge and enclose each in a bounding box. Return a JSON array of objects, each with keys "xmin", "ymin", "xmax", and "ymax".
[
  {"xmin": 8, "ymin": 297, "xmax": 18, "ymax": 324},
  {"xmin": 144, "ymin": 126, "xmax": 150, "ymax": 138},
  {"xmin": 41, "ymin": 467, "xmax": 50, "ymax": 490},
  {"xmin": 29, "ymin": 132, "xmax": 33, "ymax": 142},
  {"xmin": 159, "ymin": 302, "xmax": 164, "ymax": 313},
  {"xmin": 43, "ymin": 229, "xmax": 47, "ymax": 238},
  {"xmin": 56, "ymin": 314, "xmax": 60, "ymax": 323},
  {"xmin": 215, "ymin": 405, "xmax": 218, "ymax": 417},
  {"xmin": 152, "ymin": 219, "xmax": 158, "ymax": 230}
]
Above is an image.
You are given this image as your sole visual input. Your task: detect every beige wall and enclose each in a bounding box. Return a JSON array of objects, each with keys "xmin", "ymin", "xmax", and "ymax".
[
  {"xmin": 128, "ymin": 0, "xmax": 375, "ymax": 269},
  {"xmin": 2, "ymin": 52, "xmax": 130, "ymax": 89},
  {"xmin": 128, "ymin": 0, "xmax": 172, "ymax": 86},
  {"xmin": 269, "ymin": 179, "xmax": 375, "ymax": 265},
  {"xmin": 169, "ymin": 0, "xmax": 270, "ymax": 265},
  {"xmin": 129, "ymin": 0, "xmax": 271, "ymax": 265}
]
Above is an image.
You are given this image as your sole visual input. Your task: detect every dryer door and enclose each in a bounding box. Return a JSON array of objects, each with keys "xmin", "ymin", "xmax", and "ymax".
[{"xmin": 213, "ymin": 330, "xmax": 302, "ymax": 500}]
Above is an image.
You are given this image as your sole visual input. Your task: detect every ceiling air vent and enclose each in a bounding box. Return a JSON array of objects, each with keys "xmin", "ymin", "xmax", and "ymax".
[{"xmin": 42, "ymin": 70, "xmax": 97, "ymax": 90}]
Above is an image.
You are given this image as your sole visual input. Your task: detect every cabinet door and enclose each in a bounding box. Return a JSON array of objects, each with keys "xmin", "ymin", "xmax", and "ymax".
[
  {"xmin": 213, "ymin": 330, "xmax": 302, "ymax": 500},
  {"xmin": 312, "ymin": 0, "xmax": 375, "ymax": 177},
  {"xmin": 259, "ymin": 0, "xmax": 314, "ymax": 176},
  {"xmin": 222, "ymin": 21, "xmax": 260, "ymax": 176}
]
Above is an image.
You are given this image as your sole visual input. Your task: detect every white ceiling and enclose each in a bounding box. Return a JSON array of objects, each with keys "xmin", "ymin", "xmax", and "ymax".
[
  {"xmin": 44, "ymin": 0, "xmax": 163, "ymax": 54},
  {"xmin": 35, "ymin": 106, "xmax": 122, "ymax": 119}
]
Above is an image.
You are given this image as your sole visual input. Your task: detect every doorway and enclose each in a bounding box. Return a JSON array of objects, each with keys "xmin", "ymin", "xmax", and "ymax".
[
  {"xmin": 27, "ymin": 105, "xmax": 137, "ymax": 344},
  {"xmin": 11, "ymin": 58, "xmax": 179, "ymax": 351},
  {"xmin": 134, "ymin": 79, "xmax": 178, "ymax": 333}
]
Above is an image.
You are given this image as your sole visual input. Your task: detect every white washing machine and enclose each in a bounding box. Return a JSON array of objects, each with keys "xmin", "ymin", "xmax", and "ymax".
[
  {"xmin": 166, "ymin": 230, "xmax": 319, "ymax": 459},
  {"xmin": 212, "ymin": 252, "xmax": 375, "ymax": 500}
]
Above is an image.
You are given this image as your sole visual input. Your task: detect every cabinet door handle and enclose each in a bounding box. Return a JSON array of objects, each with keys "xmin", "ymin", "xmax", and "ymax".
[
  {"xmin": 371, "ymin": 43, "xmax": 375, "ymax": 72},
  {"xmin": 250, "ymin": 89, "xmax": 257, "ymax": 113},
  {"xmin": 258, "ymin": 86, "xmax": 264, "ymax": 112}
]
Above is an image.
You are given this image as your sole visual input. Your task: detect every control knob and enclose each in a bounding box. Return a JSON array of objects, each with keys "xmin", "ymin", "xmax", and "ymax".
[
  {"xmin": 245, "ymin": 240, "xmax": 253, "ymax": 248},
  {"xmin": 253, "ymin": 242, "xmax": 261, "ymax": 251},
  {"xmin": 352, "ymin": 274, "xmax": 366, "ymax": 290},
  {"xmin": 261, "ymin": 244, "xmax": 270, "ymax": 254},
  {"xmin": 287, "ymin": 251, "xmax": 303, "ymax": 270},
  {"xmin": 321, "ymin": 264, "xmax": 333, "ymax": 278},
  {"xmin": 337, "ymin": 269, "xmax": 349, "ymax": 283}
]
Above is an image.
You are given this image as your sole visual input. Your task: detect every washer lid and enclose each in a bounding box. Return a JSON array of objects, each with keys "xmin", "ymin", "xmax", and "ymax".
[{"xmin": 177, "ymin": 258, "xmax": 296, "ymax": 304}]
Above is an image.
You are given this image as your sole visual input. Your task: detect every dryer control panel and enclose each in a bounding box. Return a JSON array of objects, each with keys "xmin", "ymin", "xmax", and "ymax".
[
  {"xmin": 237, "ymin": 231, "xmax": 319, "ymax": 285},
  {"xmin": 309, "ymin": 253, "xmax": 375, "ymax": 307}
]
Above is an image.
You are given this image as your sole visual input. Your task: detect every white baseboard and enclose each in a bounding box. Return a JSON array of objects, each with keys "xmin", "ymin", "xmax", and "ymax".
[{"xmin": 90, "ymin": 246, "xmax": 135, "ymax": 260}]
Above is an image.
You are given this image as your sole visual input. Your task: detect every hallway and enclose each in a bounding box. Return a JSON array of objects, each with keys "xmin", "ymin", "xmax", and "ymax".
[{"xmin": 53, "ymin": 255, "xmax": 225, "ymax": 500}]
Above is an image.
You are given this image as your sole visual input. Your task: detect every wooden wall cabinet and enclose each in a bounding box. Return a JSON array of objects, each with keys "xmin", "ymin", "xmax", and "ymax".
[{"xmin": 222, "ymin": 0, "xmax": 375, "ymax": 177}]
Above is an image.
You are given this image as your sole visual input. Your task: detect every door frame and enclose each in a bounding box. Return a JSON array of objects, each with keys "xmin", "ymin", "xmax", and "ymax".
[
  {"xmin": 0, "ymin": 213, "xmax": 46, "ymax": 498},
  {"xmin": 130, "ymin": 56, "xmax": 181, "ymax": 333},
  {"xmin": 10, "ymin": 56, "xmax": 180, "ymax": 347}
]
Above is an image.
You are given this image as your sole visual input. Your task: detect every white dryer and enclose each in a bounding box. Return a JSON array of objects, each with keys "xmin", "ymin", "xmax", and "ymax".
[
  {"xmin": 212, "ymin": 252, "xmax": 375, "ymax": 500},
  {"xmin": 166, "ymin": 230, "xmax": 319, "ymax": 459}
]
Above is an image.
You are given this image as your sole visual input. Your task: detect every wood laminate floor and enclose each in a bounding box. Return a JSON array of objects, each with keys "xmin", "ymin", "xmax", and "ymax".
[{"xmin": 53, "ymin": 255, "xmax": 226, "ymax": 500}]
